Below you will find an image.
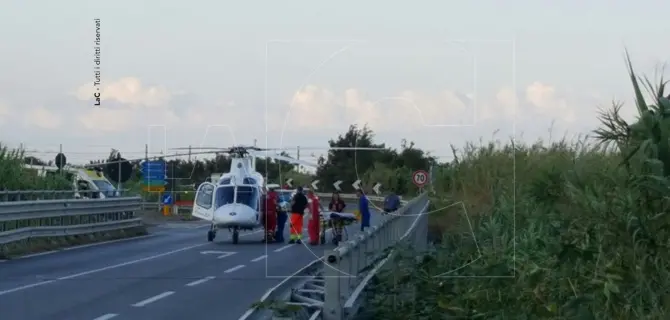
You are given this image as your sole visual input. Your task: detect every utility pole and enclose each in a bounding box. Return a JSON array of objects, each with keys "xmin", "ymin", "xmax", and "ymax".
[
  {"xmin": 296, "ymin": 146, "xmax": 301, "ymax": 173},
  {"xmin": 253, "ymin": 139, "xmax": 257, "ymax": 147},
  {"xmin": 59, "ymin": 144, "xmax": 63, "ymax": 175},
  {"xmin": 188, "ymin": 145, "xmax": 192, "ymax": 162},
  {"xmin": 145, "ymin": 144, "xmax": 149, "ymax": 163}
]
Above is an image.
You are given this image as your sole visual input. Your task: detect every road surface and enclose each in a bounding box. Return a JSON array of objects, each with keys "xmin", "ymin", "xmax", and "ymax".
[{"xmin": 0, "ymin": 203, "xmax": 386, "ymax": 320}]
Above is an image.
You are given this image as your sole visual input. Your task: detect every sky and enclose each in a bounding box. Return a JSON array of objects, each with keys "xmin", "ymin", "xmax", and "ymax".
[{"xmin": 0, "ymin": 0, "xmax": 668, "ymax": 165}]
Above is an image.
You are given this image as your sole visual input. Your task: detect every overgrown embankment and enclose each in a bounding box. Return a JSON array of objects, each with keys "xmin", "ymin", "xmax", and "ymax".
[{"xmin": 365, "ymin": 61, "xmax": 670, "ymax": 319}]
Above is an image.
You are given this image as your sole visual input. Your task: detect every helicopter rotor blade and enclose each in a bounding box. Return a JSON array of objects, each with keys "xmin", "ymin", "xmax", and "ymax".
[
  {"xmin": 267, "ymin": 146, "xmax": 385, "ymax": 151},
  {"xmin": 249, "ymin": 151, "xmax": 318, "ymax": 168}
]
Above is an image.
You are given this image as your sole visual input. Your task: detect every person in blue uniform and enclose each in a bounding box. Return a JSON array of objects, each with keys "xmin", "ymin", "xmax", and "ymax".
[{"xmin": 356, "ymin": 188, "xmax": 371, "ymax": 231}]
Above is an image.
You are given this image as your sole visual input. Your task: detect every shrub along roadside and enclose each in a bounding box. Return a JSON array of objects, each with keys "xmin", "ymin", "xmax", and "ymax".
[{"xmin": 363, "ymin": 61, "xmax": 670, "ymax": 319}]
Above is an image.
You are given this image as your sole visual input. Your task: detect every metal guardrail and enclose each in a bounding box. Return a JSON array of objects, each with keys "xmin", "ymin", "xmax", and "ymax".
[
  {"xmin": 243, "ymin": 192, "xmax": 429, "ymax": 320},
  {"xmin": 0, "ymin": 197, "xmax": 144, "ymax": 245},
  {"xmin": 0, "ymin": 189, "xmax": 134, "ymax": 202}
]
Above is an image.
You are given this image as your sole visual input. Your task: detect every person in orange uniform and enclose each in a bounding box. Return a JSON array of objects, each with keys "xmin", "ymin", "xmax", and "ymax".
[
  {"xmin": 307, "ymin": 189, "xmax": 322, "ymax": 245},
  {"xmin": 289, "ymin": 186, "xmax": 308, "ymax": 244},
  {"xmin": 261, "ymin": 186, "xmax": 279, "ymax": 243}
]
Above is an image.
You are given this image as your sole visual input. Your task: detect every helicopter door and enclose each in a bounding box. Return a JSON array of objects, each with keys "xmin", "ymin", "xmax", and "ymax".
[{"xmin": 192, "ymin": 182, "xmax": 216, "ymax": 220}]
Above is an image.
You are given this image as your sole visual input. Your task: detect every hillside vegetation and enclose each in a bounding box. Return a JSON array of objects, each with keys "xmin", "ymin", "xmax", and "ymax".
[{"xmin": 363, "ymin": 58, "xmax": 670, "ymax": 319}]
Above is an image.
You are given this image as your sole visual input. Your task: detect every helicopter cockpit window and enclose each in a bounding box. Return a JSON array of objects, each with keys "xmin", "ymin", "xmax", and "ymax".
[
  {"xmin": 196, "ymin": 184, "xmax": 215, "ymax": 209},
  {"xmin": 219, "ymin": 178, "xmax": 231, "ymax": 185},
  {"xmin": 215, "ymin": 186, "xmax": 235, "ymax": 208},
  {"xmin": 243, "ymin": 177, "xmax": 256, "ymax": 184},
  {"xmin": 236, "ymin": 185, "xmax": 259, "ymax": 210}
]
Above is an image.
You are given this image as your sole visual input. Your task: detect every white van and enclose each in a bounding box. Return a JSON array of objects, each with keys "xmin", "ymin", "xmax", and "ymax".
[{"xmin": 22, "ymin": 164, "xmax": 120, "ymax": 199}]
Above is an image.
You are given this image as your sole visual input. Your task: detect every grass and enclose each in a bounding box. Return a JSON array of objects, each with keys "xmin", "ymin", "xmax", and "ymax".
[{"xmin": 365, "ymin": 60, "xmax": 670, "ymax": 319}]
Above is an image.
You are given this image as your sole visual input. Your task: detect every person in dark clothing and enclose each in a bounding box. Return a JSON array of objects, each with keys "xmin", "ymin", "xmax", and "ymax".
[
  {"xmin": 289, "ymin": 186, "xmax": 308, "ymax": 244},
  {"xmin": 328, "ymin": 192, "xmax": 347, "ymax": 243},
  {"xmin": 275, "ymin": 206, "xmax": 288, "ymax": 243},
  {"xmin": 383, "ymin": 191, "xmax": 401, "ymax": 214}
]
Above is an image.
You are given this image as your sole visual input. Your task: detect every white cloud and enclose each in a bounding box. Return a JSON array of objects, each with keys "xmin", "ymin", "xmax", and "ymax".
[
  {"xmin": 23, "ymin": 107, "xmax": 62, "ymax": 129},
  {"xmin": 77, "ymin": 108, "xmax": 136, "ymax": 132},
  {"xmin": 525, "ymin": 82, "xmax": 576, "ymax": 123},
  {"xmin": 70, "ymin": 77, "xmax": 234, "ymax": 133},
  {"xmin": 273, "ymin": 85, "xmax": 479, "ymax": 132},
  {"xmin": 73, "ymin": 77, "xmax": 172, "ymax": 108}
]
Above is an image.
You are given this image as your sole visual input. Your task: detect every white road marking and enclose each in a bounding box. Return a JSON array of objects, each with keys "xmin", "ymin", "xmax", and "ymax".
[
  {"xmin": 62, "ymin": 235, "xmax": 156, "ymax": 251},
  {"xmin": 273, "ymin": 244, "xmax": 294, "ymax": 252},
  {"xmin": 16, "ymin": 250, "xmax": 59, "ymax": 259},
  {"xmin": 59, "ymin": 243, "xmax": 208, "ymax": 280},
  {"xmin": 0, "ymin": 243, "xmax": 208, "ymax": 296},
  {"xmin": 185, "ymin": 276, "xmax": 215, "ymax": 287},
  {"xmin": 251, "ymin": 255, "xmax": 267, "ymax": 262},
  {"xmin": 224, "ymin": 264, "xmax": 245, "ymax": 273},
  {"xmin": 132, "ymin": 291, "xmax": 175, "ymax": 307},
  {"xmin": 92, "ymin": 313, "xmax": 119, "ymax": 320}
]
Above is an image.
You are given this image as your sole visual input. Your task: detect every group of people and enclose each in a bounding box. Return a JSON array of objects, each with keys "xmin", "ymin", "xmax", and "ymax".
[{"xmin": 259, "ymin": 185, "xmax": 371, "ymax": 246}]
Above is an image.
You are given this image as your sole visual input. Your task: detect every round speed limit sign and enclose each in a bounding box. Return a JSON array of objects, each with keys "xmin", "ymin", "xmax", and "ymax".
[{"xmin": 412, "ymin": 170, "xmax": 429, "ymax": 187}]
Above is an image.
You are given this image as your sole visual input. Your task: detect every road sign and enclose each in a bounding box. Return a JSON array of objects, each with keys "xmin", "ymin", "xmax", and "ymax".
[
  {"xmin": 412, "ymin": 170, "xmax": 429, "ymax": 187},
  {"xmin": 373, "ymin": 183, "xmax": 382, "ymax": 195},
  {"xmin": 352, "ymin": 180, "xmax": 361, "ymax": 190},
  {"xmin": 144, "ymin": 172, "xmax": 167, "ymax": 180},
  {"xmin": 142, "ymin": 160, "xmax": 166, "ymax": 190},
  {"xmin": 55, "ymin": 153, "xmax": 67, "ymax": 169},
  {"xmin": 333, "ymin": 180, "xmax": 343, "ymax": 191},
  {"xmin": 141, "ymin": 160, "xmax": 166, "ymax": 171},
  {"xmin": 311, "ymin": 180, "xmax": 319, "ymax": 190},
  {"xmin": 162, "ymin": 193, "xmax": 173, "ymax": 205},
  {"xmin": 285, "ymin": 179, "xmax": 293, "ymax": 188},
  {"xmin": 142, "ymin": 185, "xmax": 165, "ymax": 192}
]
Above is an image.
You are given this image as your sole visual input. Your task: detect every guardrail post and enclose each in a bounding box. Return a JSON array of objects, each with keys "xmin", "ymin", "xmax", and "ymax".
[{"xmin": 323, "ymin": 249, "xmax": 343, "ymax": 320}]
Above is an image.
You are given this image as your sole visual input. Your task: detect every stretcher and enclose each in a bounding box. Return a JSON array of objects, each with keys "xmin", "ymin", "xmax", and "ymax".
[{"xmin": 318, "ymin": 211, "xmax": 358, "ymax": 245}]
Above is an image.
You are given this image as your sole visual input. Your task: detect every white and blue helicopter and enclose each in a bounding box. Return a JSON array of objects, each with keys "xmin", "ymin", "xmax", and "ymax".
[{"xmin": 173, "ymin": 145, "xmax": 382, "ymax": 244}]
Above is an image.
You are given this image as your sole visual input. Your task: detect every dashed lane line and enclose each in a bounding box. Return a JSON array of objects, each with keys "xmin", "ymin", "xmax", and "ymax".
[
  {"xmin": 92, "ymin": 313, "xmax": 118, "ymax": 320},
  {"xmin": 185, "ymin": 276, "xmax": 216, "ymax": 287},
  {"xmin": 224, "ymin": 264, "xmax": 246, "ymax": 273},
  {"xmin": 250, "ymin": 255, "xmax": 267, "ymax": 262},
  {"xmin": 132, "ymin": 291, "xmax": 175, "ymax": 307},
  {"xmin": 273, "ymin": 244, "xmax": 294, "ymax": 252}
]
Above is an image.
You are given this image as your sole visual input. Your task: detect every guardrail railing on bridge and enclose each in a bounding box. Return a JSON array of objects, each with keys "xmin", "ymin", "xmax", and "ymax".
[
  {"xmin": 0, "ymin": 197, "xmax": 144, "ymax": 246},
  {"xmin": 244, "ymin": 192, "xmax": 429, "ymax": 320}
]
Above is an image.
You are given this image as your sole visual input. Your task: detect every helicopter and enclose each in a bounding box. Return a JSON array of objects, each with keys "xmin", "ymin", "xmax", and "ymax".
[{"xmin": 172, "ymin": 144, "xmax": 383, "ymax": 244}]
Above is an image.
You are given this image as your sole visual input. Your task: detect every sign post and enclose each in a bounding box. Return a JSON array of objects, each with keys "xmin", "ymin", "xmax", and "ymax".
[
  {"xmin": 162, "ymin": 193, "xmax": 173, "ymax": 216},
  {"xmin": 412, "ymin": 170, "xmax": 429, "ymax": 191}
]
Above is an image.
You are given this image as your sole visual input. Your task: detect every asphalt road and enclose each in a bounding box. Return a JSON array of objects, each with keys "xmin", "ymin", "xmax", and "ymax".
[{"xmin": 0, "ymin": 203, "xmax": 386, "ymax": 320}]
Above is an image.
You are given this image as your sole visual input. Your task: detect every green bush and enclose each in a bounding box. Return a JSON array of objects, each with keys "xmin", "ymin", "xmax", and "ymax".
[
  {"xmin": 0, "ymin": 144, "xmax": 72, "ymax": 191},
  {"xmin": 366, "ymin": 59, "xmax": 670, "ymax": 319}
]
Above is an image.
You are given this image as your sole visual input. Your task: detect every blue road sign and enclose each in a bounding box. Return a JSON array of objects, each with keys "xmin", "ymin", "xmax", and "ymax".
[
  {"xmin": 144, "ymin": 172, "xmax": 167, "ymax": 180},
  {"xmin": 141, "ymin": 160, "xmax": 167, "ymax": 186},
  {"xmin": 162, "ymin": 193, "xmax": 173, "ymax": 205},
  {"xmin": 141, "ymin": 160, "xmax": 166, "ymax": 172}
]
